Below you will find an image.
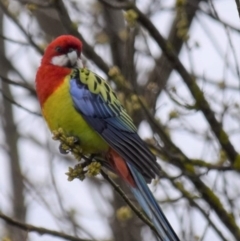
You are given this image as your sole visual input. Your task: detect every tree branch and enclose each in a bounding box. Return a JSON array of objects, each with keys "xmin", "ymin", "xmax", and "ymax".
[
  {"xmin": 0, "ymin": 1, "xmax": 43, "ymax": 55},
  {"xmin": 0, "ymin": 88, "xmax": 41, "ymax": 116},
  {"xmin": 100, "ymin": 170, "xmax": 158, "ymax": 235},
  {"xmin": 138, "ymin": 98, "xmax": 240, "ymax": 240},
  {"xmin": 0, "ymin": 212, "xmax": 95, "ymax": 241},
  {"xmin": 99, "ymin": 0, "xmax": 239, "ymax": 165},
  {"xmin": 234, "ymin": 0, "xmax": 240, "ymax": 21}
]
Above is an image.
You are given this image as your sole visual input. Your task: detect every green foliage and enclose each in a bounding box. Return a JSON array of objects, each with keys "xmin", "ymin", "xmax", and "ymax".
[
  {"xmin": 124, "ymin": 9, "xmax": 138, "ymax": 27},
  {"xmin": 116, "ymin": 206, "xmax": 133, "ymax": 222}
]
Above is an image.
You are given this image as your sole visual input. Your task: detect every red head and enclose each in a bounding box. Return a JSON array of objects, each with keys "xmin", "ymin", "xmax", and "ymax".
[
  {"xmin": 36, "ymin": 35, "xmax": 83, "ymax": 107},
  {"xmin": 41, "ymin": 35, "xmax": 83, "ymax": 68}
]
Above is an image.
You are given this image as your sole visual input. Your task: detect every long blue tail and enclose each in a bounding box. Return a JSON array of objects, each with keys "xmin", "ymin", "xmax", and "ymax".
[{"xmin": 127, "ymin": 163, "xmax": 180, "ymax": 241}]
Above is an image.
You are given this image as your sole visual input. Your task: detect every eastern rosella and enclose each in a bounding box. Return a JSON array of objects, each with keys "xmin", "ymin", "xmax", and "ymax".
[{"xmin": 36, "ymin": 35, "xmax": 180, "ymax": 241}]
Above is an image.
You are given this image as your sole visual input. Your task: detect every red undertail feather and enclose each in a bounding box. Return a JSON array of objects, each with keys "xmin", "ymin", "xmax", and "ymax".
[{"xmin": 107, "ymin": 148, "xmax": 136, "ymax": 187}]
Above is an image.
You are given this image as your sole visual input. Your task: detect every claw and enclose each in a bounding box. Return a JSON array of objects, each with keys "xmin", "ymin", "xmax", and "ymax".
[
  {"xmin": 59, "ymin": 143, "xmax": 70, "ymax": 154},
  {"xmin": 73, "ymin": 136, "xmax": 80, "ymax": 144}
]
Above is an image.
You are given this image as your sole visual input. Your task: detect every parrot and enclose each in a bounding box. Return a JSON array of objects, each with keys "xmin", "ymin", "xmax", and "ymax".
[{"xmin": 35, "ymin": 35, "xmax": 180, "ymax": 241}]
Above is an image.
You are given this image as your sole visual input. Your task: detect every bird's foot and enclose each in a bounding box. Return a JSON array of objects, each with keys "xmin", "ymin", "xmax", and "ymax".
[
  {"xmin": 59, "ymin": 143, "xmax": 70, "ymax": 154},
  {"xmin": 52, "ymin": 128, "xmax": 82, "ymax": 157},
  {"xmin": 59, "ymin": 136, "xmax": 80, "ymax": 154}
]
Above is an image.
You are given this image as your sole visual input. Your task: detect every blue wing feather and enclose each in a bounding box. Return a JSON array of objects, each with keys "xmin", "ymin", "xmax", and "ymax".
[{"xmin": 69, "ymin": 71, "xmax": 160, "ymax": 182}]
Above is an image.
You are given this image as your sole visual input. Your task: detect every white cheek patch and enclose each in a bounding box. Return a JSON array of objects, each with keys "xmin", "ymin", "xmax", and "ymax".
[
  {"xmin": 51, "ymin": 55, "xmax": 69, "ymax": 66},
  {"xmin": 51, "ymin": 51, "xmax": 82, "ymax": 68}
]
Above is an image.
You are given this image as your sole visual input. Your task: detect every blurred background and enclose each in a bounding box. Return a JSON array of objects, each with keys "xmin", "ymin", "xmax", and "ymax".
[{"xmin": 0, "ymin": 0, "xmax": 240, "ymax": 240}]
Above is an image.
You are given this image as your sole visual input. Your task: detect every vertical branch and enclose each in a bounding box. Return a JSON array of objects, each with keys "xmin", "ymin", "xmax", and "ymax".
[
  {"xmin": 145, "ymin": 0, "xmax": 204, "ymax": 109},
  {"xmin": 0, "ymin": 9, "xmax": 26, "ymax": 240},
  {"xmin": 102, "ymin": 6, "xmax": 126, "ymax": 70}
]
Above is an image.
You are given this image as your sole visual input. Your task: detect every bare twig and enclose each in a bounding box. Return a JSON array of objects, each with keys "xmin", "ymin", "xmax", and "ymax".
[
  {"xmin": 0, "ymin": 88, "xmax": 41, "ymax": 116},
  {"xmin": 0, "ymin": 34, "xmax": 29, "ymax": 45},
  {"xmin": 100, "ymin": 170, "xmax": 158, "ymax": 234},
  {"xmin": 137, "ymin": 97, "xmax": 240, "ymax": 240},
  {"xmin": 0, "ymin": 75, "xmax": 36, "ymax": 96},
  {"xmin": 54, "ymin": 0, "xmax": 109, "ymax": 75},
  {"xmin": 0, "ymin": 212, "xmax": 95, "ymax": 241},
  {"xmin": 99, "ymin": 0, "xmax": 238, "ymax": 165},
  {"xmin": 163, "ymin": 173, "xmax": 229, "ymax": 241},
  {"xmin": 0, "ymin": 1, "xmax": 43, "ymax": 55}
]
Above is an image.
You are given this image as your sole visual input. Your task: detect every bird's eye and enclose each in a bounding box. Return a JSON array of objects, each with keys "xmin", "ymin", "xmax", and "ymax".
[{"xmin": 55, "ymin": 46, "xmax": 62, "ymax": 53}]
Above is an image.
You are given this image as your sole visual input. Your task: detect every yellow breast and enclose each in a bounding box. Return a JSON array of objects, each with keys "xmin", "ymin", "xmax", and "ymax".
[{"xmin": 42, "ymin": 76, "xmax": 108, "ymax": 154}]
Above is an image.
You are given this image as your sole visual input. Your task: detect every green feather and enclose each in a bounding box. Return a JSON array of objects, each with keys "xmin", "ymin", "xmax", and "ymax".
[{"xmin": 72, "ymin": 68, "xmax": 137, "ymax": 132}]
